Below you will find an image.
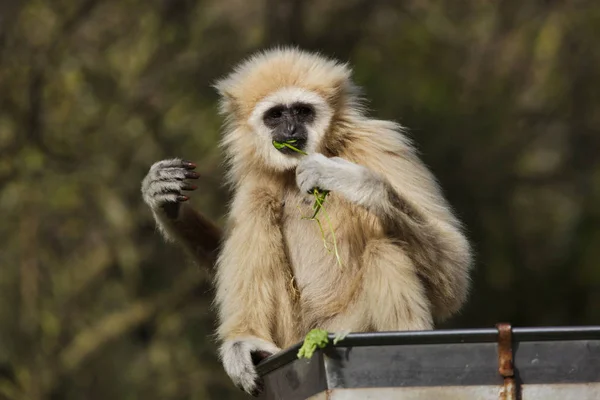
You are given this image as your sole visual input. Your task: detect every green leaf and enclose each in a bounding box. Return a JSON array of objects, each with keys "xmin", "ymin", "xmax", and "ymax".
[
  {"xmin": 272, "ymin": 140, "xmax": 308, "ymax": 155},
  {"xmin": 297, "ymin": 328, "xmax": 329, "ymax": 359}
]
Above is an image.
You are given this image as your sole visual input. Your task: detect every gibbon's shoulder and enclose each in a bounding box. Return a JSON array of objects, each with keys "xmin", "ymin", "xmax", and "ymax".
[
  {"xmin": 213, "ymin": 47, "xmax": 353, "ymax": 118},
  {"xmin": 343, "ymin": 114, "xmax": 416, "ymax": 157}
]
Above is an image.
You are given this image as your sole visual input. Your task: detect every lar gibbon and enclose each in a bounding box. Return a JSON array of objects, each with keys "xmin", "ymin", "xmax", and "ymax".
[{"xmin": 141, "ymin": 47, "xmax": 472, "ymax": 396}]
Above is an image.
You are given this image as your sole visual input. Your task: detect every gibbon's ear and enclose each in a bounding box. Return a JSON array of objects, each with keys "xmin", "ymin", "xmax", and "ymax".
[
  {"xmin": 220, "ymin": 93, "xmax": 238, "ymax": 116},
  {"xmin": 215, "ymin": 91, "xmax": 237, "ymax": 116},
  {"xmin": 212, "ymin": 78, "xmax": 239, "ymax": 116},
  {"xmin": 325, "ymin": 64, "xmax": 358, "ymax": 109}
]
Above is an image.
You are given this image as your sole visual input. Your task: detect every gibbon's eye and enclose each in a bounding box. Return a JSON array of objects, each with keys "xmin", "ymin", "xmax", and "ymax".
[
  {"xmin": 265, "ymin": 106, "xmax": 284, "ymax": 120},
  {"xmin": 291, "ymin": 103, "xmax": 315, "ymax": 121},
  {"xmin": 296, "ymin": 106, "xmax": 313, "ymax": 117}
]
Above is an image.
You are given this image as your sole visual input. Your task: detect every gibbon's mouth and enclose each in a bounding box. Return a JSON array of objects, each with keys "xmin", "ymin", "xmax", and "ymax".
[{"xmin": 272, "ymin": 139, "xmax": 307, "ymax": 155}]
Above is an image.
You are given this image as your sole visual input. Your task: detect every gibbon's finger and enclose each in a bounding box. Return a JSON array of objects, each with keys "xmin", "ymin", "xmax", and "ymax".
[
  {"xmin": 250, "ymin": 378, "xmax": 265, "ymax": 397},
  {"xmin": 156, "ymin": 168, "xmax": 187, "ymax": 181},
  {"xmin": 184, "ymin": 170, "xmax": 200, "ymax": 179},
  {"xmin": 151, "ymin": 158, "xmax": 184, "ymax": 171},
  {"xmin": 152, "ymin": 167, "xmax": 198, "ymax": 182},
  {"xmin": 181, "ymin": 183, "xmax": 197, "ymax": 191},
  {"xmin": 153, "ymin": 192, "xmax": 181, "ymax": 202},
  {"xmin": 147, "ymin": 180, "xmax": 185, "ymax": 196},
  {"xmin": 237, "ymin": 380, "xmax": 263, "ymax": 398},
  {"xmin": 177, "ymin": 195, "xmax": 189, "ymax": 202},
  {"xmin": 182, "ymin": 160, "xmax": 197, "ymax": 170}
]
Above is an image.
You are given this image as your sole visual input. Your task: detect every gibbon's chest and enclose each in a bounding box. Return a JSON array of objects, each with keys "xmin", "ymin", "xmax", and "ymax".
[{"xmin": 280, "ymin": 190, "xmax": 376, "ymax": 294}]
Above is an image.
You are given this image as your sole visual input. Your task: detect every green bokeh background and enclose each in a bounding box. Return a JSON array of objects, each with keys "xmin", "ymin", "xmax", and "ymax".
[{"xmin": 1, "ymin": 1, "xmax": 599, "ymax": 398}]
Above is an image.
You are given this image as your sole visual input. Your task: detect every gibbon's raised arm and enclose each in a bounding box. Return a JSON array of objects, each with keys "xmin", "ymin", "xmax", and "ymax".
[
  {"xmin": 157, "ymin": 204, "xmax": 222, "ymax": 264},
  {"xmin": 141, "ymin": 158, "xmax": 222, "ymax": 266}
]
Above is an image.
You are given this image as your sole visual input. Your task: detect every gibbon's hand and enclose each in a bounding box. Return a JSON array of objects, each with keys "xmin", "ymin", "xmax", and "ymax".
[
  {"xmin": 220, "ymin": 337, "xmax": 281, "ymax": 396},
  {"xmin": 296, "ymin": 153, "xmax": 377, "ymax": 203},
  {"xmin": 141, "ymin": 158, "xmax": 199, "ymax": 219}
]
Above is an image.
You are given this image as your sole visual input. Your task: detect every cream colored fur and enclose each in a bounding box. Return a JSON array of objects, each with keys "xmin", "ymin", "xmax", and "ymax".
[{"xmin": 212, "ymin": 47, "xmax": 473, "ymax": 394}]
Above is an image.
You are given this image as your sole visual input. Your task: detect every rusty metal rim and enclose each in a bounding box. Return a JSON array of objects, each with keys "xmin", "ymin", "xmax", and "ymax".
[{"xmin": 257, "ymin": 325, "xmax": 600, "ymax": 376}]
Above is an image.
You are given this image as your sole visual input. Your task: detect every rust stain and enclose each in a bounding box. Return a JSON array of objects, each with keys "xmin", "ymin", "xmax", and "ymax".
[
  {"xmin": 497, "ymin": 323, "xmax": 514, "ymax": 377},
  {"xmin": 496, "ymin": 322, "xmax": 518, "ymax": 400}
]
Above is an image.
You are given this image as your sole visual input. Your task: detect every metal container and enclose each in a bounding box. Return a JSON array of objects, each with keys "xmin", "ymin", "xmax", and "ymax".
[{"xmin": 257, "ymin": 324, "xmax": 600, "ymax": 399}]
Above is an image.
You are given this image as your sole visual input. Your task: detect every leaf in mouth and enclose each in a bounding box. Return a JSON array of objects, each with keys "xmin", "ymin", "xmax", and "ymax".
[{"xmin": 272, "ymin": 139, "xmax": 308, "ymax": 155}]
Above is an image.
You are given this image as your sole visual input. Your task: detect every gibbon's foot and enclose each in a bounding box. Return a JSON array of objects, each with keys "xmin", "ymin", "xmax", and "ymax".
[
  {"xmin": 220, "ymin": 336, "xmax": 281, "ymax": 396},
  {"xmin": 141, "ymin": 158, "xmax": 199, "ymax": 219}
]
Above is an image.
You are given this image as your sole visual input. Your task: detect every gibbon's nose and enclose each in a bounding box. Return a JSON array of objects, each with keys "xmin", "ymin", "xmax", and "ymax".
[{"xmin": 285, "ymin": 122, "xmax": 298, "ymax": 137}]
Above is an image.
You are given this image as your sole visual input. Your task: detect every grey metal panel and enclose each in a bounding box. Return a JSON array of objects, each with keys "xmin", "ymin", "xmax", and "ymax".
[
  {"xmin": 323, "ymin": 343, "xmax": 502, "ymax": 388},
  {"xmin": 514, "ymin": 340, "xmax": 600, "ymax": 384},
  {"xmin": 260, "ymin": 352, "xmax": 326, "ymax": 400}
]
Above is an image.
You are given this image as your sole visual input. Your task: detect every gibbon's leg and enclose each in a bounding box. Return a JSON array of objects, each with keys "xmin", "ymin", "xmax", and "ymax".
[
  {"xmin": 360, "ymin": 239, "xmax": 433, "ymax": 330},
  {"xmin": 322, "ymin": 239, "xmax": 433, "ymax": 333},
  {"xmin": 141, "ymin": 158, "xmax": 222, "ymax": 265}
]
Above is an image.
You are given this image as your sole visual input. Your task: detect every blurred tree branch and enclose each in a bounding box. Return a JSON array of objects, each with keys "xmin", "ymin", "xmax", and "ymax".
[{"xmin": 50, "ymin": 268, "xmax": 211, "ymax": 394}]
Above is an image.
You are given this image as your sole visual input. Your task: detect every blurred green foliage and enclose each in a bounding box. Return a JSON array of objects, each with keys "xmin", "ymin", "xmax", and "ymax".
[{"xmin": 0, "ymin": 0, "xmax": 599, "ymax": 399}]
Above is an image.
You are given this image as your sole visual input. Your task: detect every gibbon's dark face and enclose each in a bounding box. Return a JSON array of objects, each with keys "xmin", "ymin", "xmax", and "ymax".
[{"xmin": 263, "ymin": 102, "xmax": 315, "ymax": 154}]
